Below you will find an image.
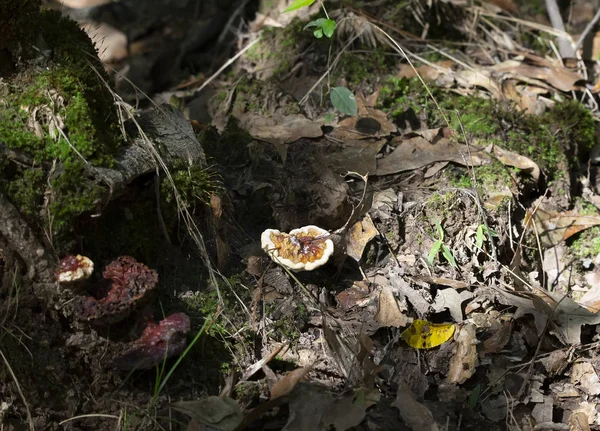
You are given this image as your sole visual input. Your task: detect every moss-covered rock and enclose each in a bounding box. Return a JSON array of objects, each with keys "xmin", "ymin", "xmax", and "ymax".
[{"xmin": 0, "ymin": 7, "xmax": 122, "ymax": 247}]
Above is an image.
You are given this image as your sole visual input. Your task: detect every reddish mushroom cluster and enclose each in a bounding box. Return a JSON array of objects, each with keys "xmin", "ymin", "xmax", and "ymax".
[
  {"xmin": 56, "ymin": 255, "xmax": 192, "ymax": 371},
  {"xmin": 111, "ymin": 312, "xmax": 191, "ymax": 370},
  {"xmin": 73, "ymin": 256, "xmax": 158, "ymax": 325}
]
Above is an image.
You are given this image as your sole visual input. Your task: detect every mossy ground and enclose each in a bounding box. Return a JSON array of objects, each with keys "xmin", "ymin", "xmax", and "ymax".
[{"xmin": 377, "ymin": 76, "xmax": 596, "ymax": 183}]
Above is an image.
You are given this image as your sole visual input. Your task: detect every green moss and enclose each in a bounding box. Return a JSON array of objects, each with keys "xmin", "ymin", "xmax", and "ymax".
[
  {"xmin": 378, "ymin": 76, "xmax": 593, "ymax": 181},
  {"xmin": 6, "ymin": 168, "xmax": 45, "ymax": 217},
  {"xmin": 0, "ymin": 9, "xmax": 122, "ymax": 239},
  {"xmin": 336, "ymin": 48, "xmax": 392, "ymax": 86},
  {"xmin": 162, "ymin": 163, "xmax": 222, "ymax": 210},
  {"xmin": 244, "ymin": 19, "xmax": 316, "ymax": 79},
  {"xmin": 571, "ymin": 227, "xmax": 600, "ymax": 260},
  {"xmin": 448, "ymin": 162, "xmax": 515, "ymax": 198}
]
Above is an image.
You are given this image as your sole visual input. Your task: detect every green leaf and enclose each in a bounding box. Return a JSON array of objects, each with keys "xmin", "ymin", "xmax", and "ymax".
[
  {"xmin": 428, "ymin": 240, "xmax": 442, "ymax": 266},
  {"xmin": 434, "ymin": 220, "xmax": 444, "ymax": 241},
  {"xmin": 283, "ymin": 0, "xmax": 316, "ymax": 13},
  {"xmin": 322, "ymin": 19, "xmax": 336, "ymax": 37},
  {"xmin": 313, "ymin": 28, "xmax": 324, "ymax": 38},
  {"xmin": 476, "ymin": 224, "xmax": 484, "ymax": 249},
  {"xmin": 468, "ymin": 384, "xmax": 481, "ymax": 409},
  {"xmin": 322, "ymin": 113, "xmax": 335, "ymax": 123},
  {"xmin": 304, "ymin": 18, "xmax": 327, "ymax": 29},
  {"xmin": 330, "ymin": 87, "xmax": 358, "ymax": 116},
  {"xmin": 441, "ymin": 244, "xmax": 458, "ymax": 268}
]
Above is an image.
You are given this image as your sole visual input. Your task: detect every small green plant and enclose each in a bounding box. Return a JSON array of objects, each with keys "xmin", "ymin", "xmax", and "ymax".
[
  {"xmin": 476, "ymin": 224, "xmax": 497, "ymax": 250},
  {"xmin": 282, "ymin": 0, "xmax": 358, "ymax": 116},
  {"xmin": 427, "ymin": 221, "xmax": 458, "ymax": 268}
]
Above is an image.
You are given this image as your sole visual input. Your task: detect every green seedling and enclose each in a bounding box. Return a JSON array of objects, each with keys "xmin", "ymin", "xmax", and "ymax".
[
  {"xmin": 282, "ymin": 0, "xmax": 358, "ymax": 116},
  {"xmin": 476, "ymin": 224, "xmax": 498, "ymax": 250},
  {"xmin": 427, "ymin": 221, "xmax": 458, "ymax": 268}
]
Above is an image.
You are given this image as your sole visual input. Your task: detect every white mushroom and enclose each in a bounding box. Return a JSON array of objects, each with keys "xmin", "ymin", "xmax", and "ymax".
[{"xmin": 261, "ymin": 225, "xmax": 334, "ymax": 272}]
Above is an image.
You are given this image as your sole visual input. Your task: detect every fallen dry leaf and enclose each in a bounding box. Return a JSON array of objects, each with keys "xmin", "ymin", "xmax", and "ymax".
[
  {"xmin": 498, "ymin": 288, "xmax": 600, "ymax": 344},
  {"xmin": 346, "ymin": 214, "xmax": 378, "ymax": 262},
  {"xmin": 432, "ymin": 288, "xmax": 474, "ymax": 322},
  {"xmin": 320, "ymin": 139, "xmax": 386, "ymax": 176},
  {"xmin": 336, "ymin": 281, "xmax": 373, "ymax": 311},
  {"xmin": 331, "ymin": 91, "xmax": 396, "ymax": 140},
  {"xmin": 524, "ymin": 207, "xmax": 600, "ymax": 248},
  {"xmin": 375, "ymin": 284, "xmax": 409, "ymax": 328},
  {"xmin": 489, "ymin": 56, "xmax": 583, "ymax": 92},
  {"xmin": 488, "ymin": 144, "xmax": 541, "ymax": 181},
  {"xmin": 572, "ymin": 362, "xmax": 600, "ymax": 396},
  {"xmin": 392, "ymin": 380, "xmax": 440, "ymax": 431},
  {"xmin": 479, "ymin": 320, "xmax": 513, "ymax": 358},
  {"xmin": 170, "ymin": 396, "xmax": 244, "ymax": 431},
  {"xmin": 501, "ymin": 79, "xmax": 547, "ymax": 114},
  {"xmin": 270, "ymin": 365, "xmax": 313, "ymax": 400},
  {"xmin": 240, "ymin": 112, "xmax": 323, "ymax": 146},
  {"xmin": 569, "ymin": 411, "xmax": 592, "ymax": 431},
  {"xmin": 321, "ymin": 391, "xmax": 372, "ymax": 431},
  {"xmin": 376, "ymin": 134, "xmax": 490, "ymax": 176},
  {"xmin": 447, "ymin": 323, "xmax": 478, "ymax": 384}
]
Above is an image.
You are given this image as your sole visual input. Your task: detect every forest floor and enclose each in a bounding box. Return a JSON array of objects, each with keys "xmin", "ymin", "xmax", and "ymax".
[{"xmin": 4, "ymin": 0, "xmax": 600, "ymax": 430}]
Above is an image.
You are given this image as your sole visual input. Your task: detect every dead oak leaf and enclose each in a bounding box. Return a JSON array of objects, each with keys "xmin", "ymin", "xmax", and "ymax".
[
  {"xmin": 330, "ymin": 91, "xmax": 396, "ymax": 140},
  {"xmin": 524, "ymin": 207, "xmax": 600, "ymax": 248},
  {"xmin": 346, "ymin": 214, "xmax": 378, "ymax": 262}
]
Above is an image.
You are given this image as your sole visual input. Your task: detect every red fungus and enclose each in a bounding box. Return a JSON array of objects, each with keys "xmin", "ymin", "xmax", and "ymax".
[
  {"xmin": 74, "ymin": 256, "xmax": 158, "ymax": 324},
  {"xmin": 56, "ymin": 255, "xmax": 94, "ymax": 286},
  {"xmin": 111, "ymin": 312, "xmax": 191, "ymax": 370}
]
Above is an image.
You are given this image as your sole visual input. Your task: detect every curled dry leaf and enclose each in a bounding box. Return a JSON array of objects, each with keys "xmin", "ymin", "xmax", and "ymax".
[
  {"xmin": 376, "ymin": 133, "xmax": 490, "ymax": 176},
  {"xmin": 346, "ymin": 214, "xmax": 378, "ymax": 262},
  {"xmin": 488, "ymin": 55, "xmax": 584, "ymax": 93},
  {"xmin": 270, "ymin": 365, "xmax": 313, "ymax": 400},
  {"xmin": 392, "ymin": 380, "xmax": 440, "ymax": 431},
  {"xmin": 479, "ymin": 320, "xmax": 513, "ymax": 359},
  {"xmin": 524, "ymin": 207, "xmax": 600, "ymax": 248},
  {"xmin": 447, "ymin": 323, "xmax": 477, "ymax": 384},
  {"xmin": 170, "ymin": 396, "xmax": 244, "ymax": 431},
  {"xmin": 375, "ymin": 283, "xmax": 409, "ymax": 328},
  {"xmin": 571, "ymin": 362, "xmax": 600, "ymax": 396}
]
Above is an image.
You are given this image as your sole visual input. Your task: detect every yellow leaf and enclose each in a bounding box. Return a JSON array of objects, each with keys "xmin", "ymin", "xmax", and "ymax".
[{"xmin": 401, "ymin": 319, "xmax": 455, "ymax": 349}]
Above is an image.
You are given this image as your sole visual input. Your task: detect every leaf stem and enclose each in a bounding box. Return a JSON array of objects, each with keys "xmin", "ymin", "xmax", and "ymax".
[{"xmin": 319, "ymin": 0, "xmax": 329, "ymax": 19}]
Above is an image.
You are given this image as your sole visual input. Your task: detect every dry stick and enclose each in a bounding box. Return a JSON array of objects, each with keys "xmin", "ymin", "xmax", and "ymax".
[
  {"xmin": 193, "ymin": 37, "xmax": 259, "ymax": 97},
  {"xmin": 574, "ymin": 6, "xmax": 600, "ymax": 52},
  {"xmin": 544, "ymin": 0, "xmax": 575, "ymax": 58}
]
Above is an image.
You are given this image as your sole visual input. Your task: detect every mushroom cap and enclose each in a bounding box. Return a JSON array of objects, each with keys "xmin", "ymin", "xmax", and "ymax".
[
  {"xmin": 56, "ymin": 255, "xmax": 94, "ymax": 284},
  {"xmin": 73, "ymin": 256, "xmax": 158, "ymax": 325},
  {"xmin": 261, "ymin": 225, "xmax": 334, "ymax": 272},
  {"xmin": 111, "ymin": 312, "xmax": 191, "ymax": 370}
]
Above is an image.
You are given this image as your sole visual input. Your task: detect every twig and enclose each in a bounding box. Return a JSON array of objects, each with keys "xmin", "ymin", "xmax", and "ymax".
[
  {"xmin": 193, "ymin": 37, "xmax": 260, "ymax": 97},
  {"xmin": 574, "ymin": 6, "xmax": 600, "ymax": 52},
  {"xmin": 544, "ymin": 0, "xmax": 575, "ymax": 58}
]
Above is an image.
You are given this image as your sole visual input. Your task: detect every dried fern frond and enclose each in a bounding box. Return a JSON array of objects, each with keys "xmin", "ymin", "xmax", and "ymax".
[{"xmin": 330, "ymin": 10, "xmax": 387, "ymax": 48}]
